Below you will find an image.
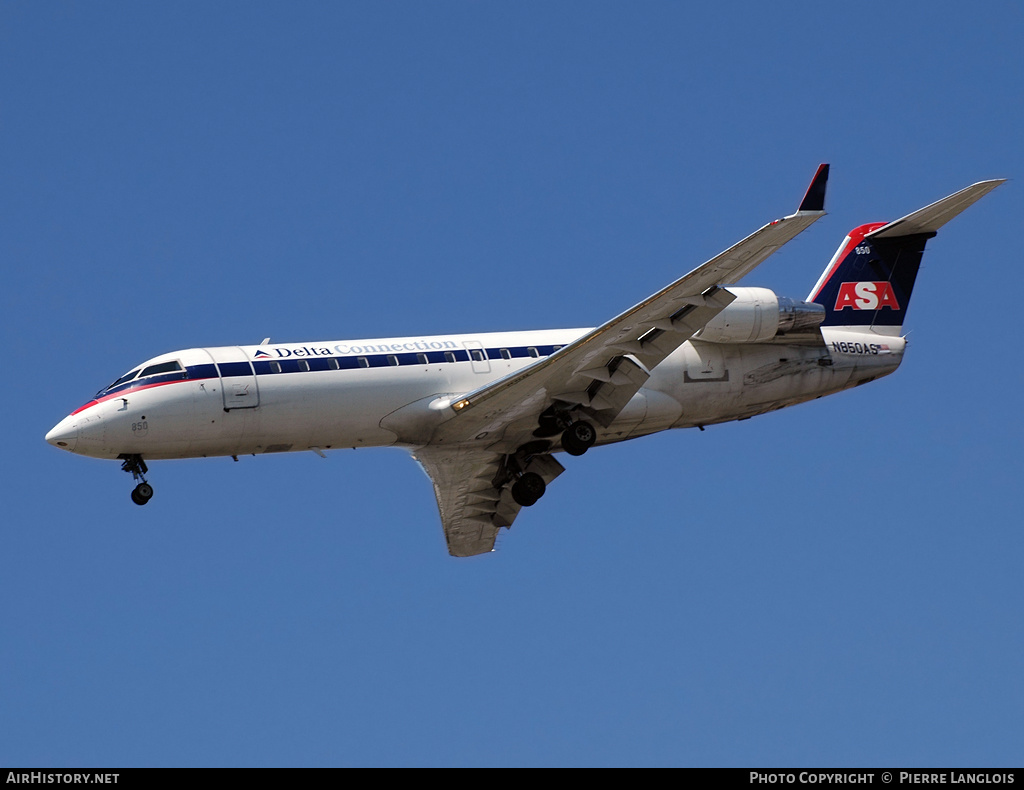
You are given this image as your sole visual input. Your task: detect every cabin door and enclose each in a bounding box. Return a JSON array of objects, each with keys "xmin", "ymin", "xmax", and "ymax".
[
  {"xmin": 462, "ymin": 340, "xmax": 491, "ymax": 374},
  {"xmin": 206, "ymin": 347, "xmax": 261, "ymax": 410}
]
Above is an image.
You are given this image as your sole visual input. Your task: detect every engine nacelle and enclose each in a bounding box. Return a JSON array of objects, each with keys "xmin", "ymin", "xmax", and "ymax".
[{"xmin": 694, "ymin": 287, "xmax": 825, "ymax": 344}]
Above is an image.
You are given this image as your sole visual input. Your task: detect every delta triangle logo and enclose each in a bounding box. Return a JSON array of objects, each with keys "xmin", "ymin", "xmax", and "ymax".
[{"xmin": 254, "ymin": 349, "xmax": 272, "ymax": 358}]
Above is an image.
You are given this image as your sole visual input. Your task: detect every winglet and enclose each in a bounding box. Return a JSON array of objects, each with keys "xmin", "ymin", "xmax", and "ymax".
[{"xmin": 797, "ymin": 163, "xmax": 830, "ymax": 213}]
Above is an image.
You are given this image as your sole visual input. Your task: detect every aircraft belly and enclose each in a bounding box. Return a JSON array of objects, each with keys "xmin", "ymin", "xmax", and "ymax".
[
  {"xmin": 183, "ymin": 367, "xmax": 468, "ymax": 458},
  {"xmin": 643, "ymin": 343, "xmax": 875, "ymax": 429},
  {"xmin": 250, "ymin": 371, "xmax": 401, "ymax": 453},
  {"xmin": 716, "ymin": 346, "xmax": 837, "ymax": 421},
  {"xmin": 600, "ymin": 391, "xmax": 647, "ymax": 442},
  {"xmin": 626, "ymin": 389, "xmax": 682, "ymax": 438}
]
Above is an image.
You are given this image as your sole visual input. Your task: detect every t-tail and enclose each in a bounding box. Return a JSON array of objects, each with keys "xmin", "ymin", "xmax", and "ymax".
[{"xmin": 807, "ymin": 179, "xmax": 1005, "ymax": 334}]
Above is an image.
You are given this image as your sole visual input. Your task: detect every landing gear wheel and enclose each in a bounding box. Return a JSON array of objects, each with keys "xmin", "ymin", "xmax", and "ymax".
[
  {"xmin": 511, "ymin": 472, "xmax": 546, "ymax": 507},
  {"xmin": 120, "ymin": 454, "xmax": 153, "ymax": 506},
  {"xmin": 131, "ymin": 482, "xmax": 154, "ymax": 506},
  {"xmin": 561, "ymin": 420, "xmax": 596, "ymax": 456}
]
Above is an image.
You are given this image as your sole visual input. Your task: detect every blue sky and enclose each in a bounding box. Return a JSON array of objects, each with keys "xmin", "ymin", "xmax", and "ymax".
[{"xmin": 3, "ymin": 2, "xmax": 1022, "ymax": 767}]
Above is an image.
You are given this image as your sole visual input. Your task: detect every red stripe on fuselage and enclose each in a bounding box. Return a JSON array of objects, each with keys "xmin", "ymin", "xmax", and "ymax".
[{"xmin": 70, "ymin": 379, "xmax": 190, "ymax": 416}]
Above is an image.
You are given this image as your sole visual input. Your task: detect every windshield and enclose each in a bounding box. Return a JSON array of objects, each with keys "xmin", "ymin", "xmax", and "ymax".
[{"xmin": 106, "ymin": 369, "xmax": 140, "ymax": 390}]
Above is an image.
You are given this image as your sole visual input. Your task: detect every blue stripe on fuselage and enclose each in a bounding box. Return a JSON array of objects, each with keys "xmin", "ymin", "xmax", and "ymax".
[{"xmin": 95, "ymin": 345, "xmax": 561, "ymax": 398}]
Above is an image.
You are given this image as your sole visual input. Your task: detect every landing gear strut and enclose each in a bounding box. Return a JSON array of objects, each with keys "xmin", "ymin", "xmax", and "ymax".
[{"xmin": 120, "ymin": 454, "xmax": 154, "ymax": 506}]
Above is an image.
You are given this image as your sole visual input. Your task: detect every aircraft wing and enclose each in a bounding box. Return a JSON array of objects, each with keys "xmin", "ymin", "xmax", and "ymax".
[
  {"xmin": 416, "ymin": 165, "xmax": 830, "ymax": 556},
  {"xmin": 434, "ymin": 164, "xmax": 830, "ymax": 447},
  {"xmin": 411, "ymin": 445, "xmax": 566, "ymax": 557}
]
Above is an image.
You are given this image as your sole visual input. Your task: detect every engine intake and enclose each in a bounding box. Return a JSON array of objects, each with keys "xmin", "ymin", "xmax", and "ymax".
[{"xmin": 694, "ymin": 287, "xmax": 825, "ymax": 344}]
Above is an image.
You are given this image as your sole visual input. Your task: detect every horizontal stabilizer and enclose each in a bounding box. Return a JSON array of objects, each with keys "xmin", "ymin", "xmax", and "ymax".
[
  {"xmin": 867, "ymin": 179, "xmax": 1006, "ymax": 239},
  {"xmin": 809, "ymin": 176, "xmax": 1004, "ymax": 332}
]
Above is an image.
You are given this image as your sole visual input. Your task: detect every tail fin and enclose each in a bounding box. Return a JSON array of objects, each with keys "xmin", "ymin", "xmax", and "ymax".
[{"xmin": 807, "ymin": 180, "xmax": 1005, "ymax": 333}]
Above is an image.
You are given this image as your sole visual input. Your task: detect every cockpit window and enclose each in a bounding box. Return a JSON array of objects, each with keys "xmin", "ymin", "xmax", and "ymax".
[
  {"xmin": 139, "ymin": 361, "xmax": 183, "ymax": 378},
  {"xmin": 108, "ymin": 369, "xmax": 140, "ymax": 389}
]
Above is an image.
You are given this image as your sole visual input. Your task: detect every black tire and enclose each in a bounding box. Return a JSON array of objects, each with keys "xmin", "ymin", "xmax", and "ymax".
[
  {"xmin": 511, "ymin": 472, "xmax": 545, "ymax": 507},
  {"xmin": 562, "ymin": 421, "xmax": 596, "ymax": 456},
  {"xmin": 131, "ymin": 483, "xmax": 153, "ymax": 506}
]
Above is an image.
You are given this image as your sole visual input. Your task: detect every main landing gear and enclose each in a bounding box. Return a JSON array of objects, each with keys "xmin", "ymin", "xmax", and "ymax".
[
  {"xmin": 119, "ymin": 454, "xmax": 154, "ymax": 506},
  {"xmin": 534, "ymin": 408, "xmax": 598, "ymax": 457},
  {"xmin": 511, "ymin": 472, "xmax": 546, "ymax": 507},
  {"xmin": 561, "ymin": 420, "xmax": 596, "ymax": 457},
  {"xmin": 504, "ymin": 413, "xmax": 598, "ymax": 508}
]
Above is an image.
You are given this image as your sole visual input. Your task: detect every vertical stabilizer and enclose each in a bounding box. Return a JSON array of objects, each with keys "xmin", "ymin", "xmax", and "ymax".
[{"xmin": 807, "ymin": 179, "xmax": 1005, "ymax": 334}]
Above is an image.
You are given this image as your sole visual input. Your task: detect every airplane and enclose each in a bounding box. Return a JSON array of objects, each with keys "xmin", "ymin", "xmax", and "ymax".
[{"xmin": 45, "ymin": 166, "xmax": 1004, "ymax": 556}]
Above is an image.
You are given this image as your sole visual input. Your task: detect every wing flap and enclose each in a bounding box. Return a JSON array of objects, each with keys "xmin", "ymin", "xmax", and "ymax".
[
  {"xmin": 436, "ymin": 166, "xmax": 829, "ymax": 449},
  {"xmin": 412, "ymin": 446, "xmax": 565, "ymax": 556},
  {"xmin": 409, "ymin": 165, "xmax": 832, "ymax": 555}
]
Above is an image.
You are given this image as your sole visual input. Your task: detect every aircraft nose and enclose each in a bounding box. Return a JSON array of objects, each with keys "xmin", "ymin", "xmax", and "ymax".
[{"xmin": 45, "ymin": 416, "xmax": 78, "ymax": 452}]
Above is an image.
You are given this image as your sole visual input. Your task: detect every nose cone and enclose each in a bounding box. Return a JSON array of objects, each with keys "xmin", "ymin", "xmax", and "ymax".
[{"xmin": 45, "ymin": 416, "xmax": 78, "ymax": 452}]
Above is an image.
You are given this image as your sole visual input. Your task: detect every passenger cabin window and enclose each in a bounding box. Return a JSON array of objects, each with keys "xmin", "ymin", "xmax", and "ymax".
[
  {"xmin": 270, "ymin": 361, "xmax": 282, "ymax": 373},
  {"xmin": 139, "ymin": 361, "xmax": 183, "ymax": 378},
  {"xmin": 357, "ymin": 357, "xmax": 369, "ymax": 368},
  {"xmin": 386, "ymin": 355, "xmax": 398, "ymax": 366},
  {"xmin": 297, "ymin": 360, "xmax": 310, "ymax": 372},
  {"xmin": 417, "ymin": 353, "xmax": 428, "ymax": 365},
  {"xmin": 444, "ymin": 352, "xmax": 456, "ymax": 363},
  {"xmin": 328, "ymin": 358, "xmax": 340, "ymax": 370},
  {"xmin": 527, "ymin": 347, "xmax": 539, "ymax": 358},
  {"xmin": 470, "ymin": 349, "xmax": 484, "ymax": 362},
  {"xmin": 500, "ymin": 348, "xmax": 511, "ymax": 360}
]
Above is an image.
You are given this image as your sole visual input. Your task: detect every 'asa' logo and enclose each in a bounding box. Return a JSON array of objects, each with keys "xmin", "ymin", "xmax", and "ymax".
[{"xmin": 834, "ymin": 281, "xmax": 901, "ymax": 311}]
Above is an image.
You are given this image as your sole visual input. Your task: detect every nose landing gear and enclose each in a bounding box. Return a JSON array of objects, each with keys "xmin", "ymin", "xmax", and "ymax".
[
  {"xmin": 119, "ymin": 454, "xmax": 154, "ymax": 506},
  {"xmin": 131, "ymin": 482, "xmax": 154, "ymax": 506}
]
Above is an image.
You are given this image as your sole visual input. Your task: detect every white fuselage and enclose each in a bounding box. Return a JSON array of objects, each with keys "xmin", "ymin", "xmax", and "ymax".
[{"xmin": 46, "ymin": 327, "xmax": 904, "ymax": 462}]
